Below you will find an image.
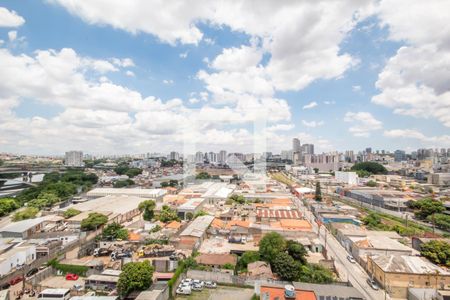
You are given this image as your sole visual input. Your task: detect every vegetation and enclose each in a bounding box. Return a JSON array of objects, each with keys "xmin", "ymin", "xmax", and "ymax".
[
  {"xmin": 161, "ymin": 180, "xmax": 179, "ymax": 188},
  {"xmin": 158, "ymin": 205, "xmax": 179, "ymax": 223},
  {"xmin": 350, "ymin": 162, "xmax": 387, "ymax": 175},
  {"xmin": 258, "ymin": 232, "xmax": 333, "ymax": 283},
  {"xmin": 48, "ymin": 259, "xmax": 89, "ymax": 276},
  {"xmin": 114, "ymin": 163, "xmax": 143, "ymax": 178},
  {"xmin": 102, "ymin": 222, "xmax": 128, "ymax": 240},
  {"xmin": 0, "ymin": 198, "xmax": 20, "ymax": 217},
  {"xmin": 12, "ymin": 207, "xmax": 39, "ymax": 221},
  {"xmin": 228, "ymin": 194, "xmax": 246, "ymax": 205},
  {"xmin": 408, "ymin": 198, "xmax": 445, "ymax": 219},
  {"xmin": 196, "ymin": 172, "xmax": 211, "ymax": 180},
  {"xmin": 28, "ymin": 192, "xmax": 60, "ymax": 209},
  {"xmin": 315, "ymin": 182, "xmax": 322, "ymax": 202},
  {"xmin": 194, "ymin": 210, "xmax": 208, "ymax": 218},
  {"xmin": 113, "ymin": 179, "xmax": 135, "ymax": 188},
  {"xmin": 150, "ymin": 225, "xmax": 161, "ymax": 233},
  {"xmin": 428, "ymin": 213, "xmax": 450, "ymax": 231},
  {"xmin": 63, "ymin": 208, "xmax": 81, "ymax": 219},
  {"xmin": 138, "ymin": 200, "xmax": 156, "ymax": 221},
  {"xmin": 366, "ymin": 180, "xmax": 377, "ymax": 187},
  {"xmin": 420, "ymin": 240, "xmax": 450, "ymax": 267},
  {"xmin": 117, "ymin": 261, "xmax": 154, "ymax": 297},
  {"xmin": 236, "ymin": 251, "xmax": 260, "ymax": 272},
  {"xmin": 270, "ymin": 172, "xmax": 295, "ymax": 186},
  {"xmin": 80, "ymin": 213, "xmax": 108, "ymax": 231}
]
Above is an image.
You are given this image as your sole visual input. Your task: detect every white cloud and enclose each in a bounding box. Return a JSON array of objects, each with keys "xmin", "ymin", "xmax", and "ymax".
[
  {"xmin": 179, "ymin": 52, "xmax": 188, "ymax": 59},
  {"xmin": 8, "ymin": 30, "xmax": 17, "ymax": 41},
  {"xmin": 303, "ymin": 101, "xmax": 318, "ymax": 110},
  {"xmin": 373, "ymin": 0, "xmax": 450, "ymax": 127},
  {"xmin": 111, "ymin": 58, "xmax": 135, "ymax": 68},
  {"xmin": 163, "ymin": 79, "xmax": 174, "ymax": 85},
  {"xmin": 352, "ymin": 85, "xmax": 361, "ymax": 93},
  {"xmin": 0, "ymin": 7, "xmax": 25, "ymax": 27},
  {"xmin": 302, "ymin": 120, "xmax": 324, "ymax": 128},
  {"xmin": 323, "ymin": 100, "xmax": 336, "ymax": 105},
  {"xmin": 384, "ymin": 129, "xmax": 450, "ymax": 147},
  {"xmin": 344, "ymin": 111, "xmax": 382, "ymax": 137},
  {"xmin": 266, "ymin": 124, "xmax": 294, "ymax": 132},
  {"xmin": 211, "ymin": 45, "xmax": 262, "ymax": 72},
  {"xmin": 125, "ymin": 70, "xmax": 135, "ymax": 77}
]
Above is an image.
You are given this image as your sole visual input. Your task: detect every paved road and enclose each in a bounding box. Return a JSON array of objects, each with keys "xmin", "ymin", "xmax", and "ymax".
[{"xmin": 295, "ymin": 198, "xmax": 388, "ymax": 300}]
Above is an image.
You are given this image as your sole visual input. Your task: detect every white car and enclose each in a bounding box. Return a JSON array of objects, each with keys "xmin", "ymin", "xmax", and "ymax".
[
  {"xmin": 181, "ymin": 278, "xmax": 193, "ymax": 285},
  {"xmin": 204, "ymin": 281, "xmax": 217, "ymax": 289},
  {"xmin": 192, "ymin": 283, "xmax": 203, "ymax": 291},
  {"xmin": 192, "ymin": 279, "xmax": 204, "ymax": 287},
  {"xmin": 347, "ymin": 255, "xmax": 356, "ymax": 263},
  {"xmin": 176, "ymin": 286, "xmax": 192, "ymax": 295}
]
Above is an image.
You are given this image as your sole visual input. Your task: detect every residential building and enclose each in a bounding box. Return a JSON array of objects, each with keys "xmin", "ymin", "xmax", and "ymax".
[
  {"xmin": 429, "ymin": 173, "xmax": 450, "ymax": 186},
  {"xmin": 176, "ymin": 198, "xmax": 206, "ymax": 220},
  {"xmin": 0, "ymin": 243, "xmax": 36, "ymax": 277},
  {"xmin": 195, "ymin": 253, "xmax": 237, "ymax": 269},
  {"xmin": 259, "ymin": 284, "xmax": 316, "ymax": 300},
  {"xmin": 292, "ymin": 282, "xmax": 365, "ymax": 300},
  {"xmin": 394, "ymin": 150, "xmax": 406, "ymax": 162},
  {"xmin": 177, "ymin": 215, "xmax": 214, "ymax": 250},
  {"xmin": 218, "ymin": 150, "xmax": 227, "ymax": 164},
  {"xmin": 335, "ymin": 171, "xmax": 358, "ymax": 185},
  {"xmin": 301, "ymin": 144, "xmax": 314, "ymax": 155},
  {"xmin": 65, "ymin": 151, "xmax": 83, "ymax": 167}
]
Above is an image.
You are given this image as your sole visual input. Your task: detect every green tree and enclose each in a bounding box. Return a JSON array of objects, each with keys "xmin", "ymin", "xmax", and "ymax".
[
  {"xmin": 287, "ymin": 240, "xmax": 308, "ymax": 264},
  {"xmin": 138, "ymin": 200, "xmax": 156, "ymax": 221},
  {"xmin": 420, "ymin": 240, "xmax": 450, "ymax": 267},
  {"xmin": 237, "ymin": 251, "xmax": 260, "ymax": 272},
  {"xmin": 80, "ymin": 213, "xmax": 108, "ymax": 231},
  {"xmin": 366, "ymin": 180, "xmax": 377, "ymax": 187},
  {"xmin": 229, "ymin": 194, "xmax": 246, "ymax": 204},
  {"xmin": 63, "ymin": 208, "xmax": 81, "ymax": 219},
  {"xmin": 196, "ymin": 172, "xmax": 211, "ymax": 179},
  {"xmin": 429, "ymin": 213, "xmax": 450, "ymax": 231},
  {"xmin": 222, "ymin": 263, "xmax": 235, "ymax": 270},
  {"xmin": 355, "ymin": 170, "xmax": 372, "ymax": 178},
  {"xmin": 117, "ymin": 261, "xmax": 154, "ymax": 297},
  {"xmin": 315, "ymin": 182, "xmax": 322, "ymax": 202},
  {"xmin": 125, "ymin": 168, "xmax": 143, "ymax": 178},
  {"xmin": 113, "ymin": 179, "xmax": 134, "ymax": 188},
  {"xmin": 351, "ymin": 162, "xmax": 387, "ymax": 174},
  {"xmin": 259, "ymin": 232, "xmax": 287, "ymax": 264},
  {"xmin": 299, "ymin": 264, "xmax": 334, "ymax": 284},
  {"xmin": 271, "ymin": 252, "xmax": 301, "ymax": 281},
  {"xmin": 363, "ymin": 212, "xmax": 382, "ymax": 228},
  {"xmin": 28, "ymin": 192, "xmax": 60, "ymax": 209},
  {"xmin": 411, "ymin": 198, "xmax": 445, "ymax": 219},
  {"xmin": 102, "ymin": 222, "xmax": 129, "ymax": 240},
  {"xmin": 0, "ymin": 198, "xmax": 19, "ymax": 217},
  {"xmin": 158, "ymin": 205, "xmax": 179, "ymax": 223},
  {"xmin": 13, "ymin": 207, "xmax": 39, "ymax": 221}
]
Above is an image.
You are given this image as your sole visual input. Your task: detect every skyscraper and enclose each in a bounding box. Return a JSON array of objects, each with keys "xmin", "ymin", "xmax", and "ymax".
[
  {"xmin": 65, "ymin": 151, "xmax": 83, "ymax": 167},
  {"xmin": 292, "ymin": 138, "xmax": 301, "ymax": 153},
  {"xmin": 218, "ymin": 150, "xmax": 227, "ymax": 165},
  {"xmin": 301, "ymin": 144, "xmax": 314, "ymax": 155}
]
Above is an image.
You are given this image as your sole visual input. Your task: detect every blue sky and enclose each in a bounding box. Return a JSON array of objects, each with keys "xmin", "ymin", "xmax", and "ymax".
[{"xmin": 0, "ymin": 1, "xmax": 449, "ymax": 155}]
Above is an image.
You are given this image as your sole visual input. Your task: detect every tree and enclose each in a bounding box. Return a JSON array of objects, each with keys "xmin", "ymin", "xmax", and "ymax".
[
  {"xmin": 0, "ymin": 198, "xmax": 19, "ymax": 217},
  {"xmin": 271, "ymin": 252, "xmax": 301, "ymax": 281},
  {"xmin": 113, "ymin": 179, "xmax": 134, "ymax": 188},
  {"xmin": 222, "ymin": 263, "xmax": 235, "ymax": 270},
  {"xmin": 411, "ymin": 198, "xmax": 445, "ymax": 219},
  {"xmin": 420, "ymin": 240, "xmax": 450, "ymax": 267},
  {"xmin": 194, "ymin": 210, "xmax": 207, "ymax": 218},
  {"xmin": 196, "ymin": 172, "xmax": 211, "ymax": 180},
  {"xmin": 351, "ymin": 162, "xmax": 387, "ymax": 175},
  {"xmin": 80, "ymin": 213, "xmax": 108, "ymax": 231},
  {"xmin": 158, "ymin": 205, "xmax": 179, "ymax": 223},
  {"xmin": 315, "ymin": 182, "xmax": 322, "ymax": 202},
  {"xmin": 28, "ymin": 192, "xmax": 60, "ymax": 209},
  {"xmin": 229, "ymin": 194, "xmax": 246, "ymax": 204},
  {"xmin": 259, "ymin": 232, "xmax": 287, "ymax": 264},
  {"xmin": 237, "ymin": 251, "xmax": 260, "ymax": 272},
  {"xmin": 102, "ymin": 222, "xmax": 128, "ymax": 240},
  {"xmin": 299, "ymin": 264, "xmax": 334, "ymax": 284},
  {"xmin": 13, "ymin": 207, "xmax": 39, "ymax": 221},
  {"xmin": 138, "ymin": 200, "xmax": 156, "ymax": 221},
  {"xmin": 63, "ymin": 208, "xmax": 81, "ymax": 219},
  {"xmin": 429, "ymin": 213, "xmax": 450, "ymax": 231},
  {"xmin": 186, "ymin": 212, "xmax": 194, "ymax": 220},
  {"xmin": 366, "ymin": 180, "xmax": 377, "ymax": 187},
  {"xmin": 125, "ymin": 168, "xmax": 143, "ymax": 178},
  {"xmin": 117, "ymin": 261, "xmax": 154, "ymax": 297},
  {"xmin": 287, "ymin": 240, "xmax": 308, "ymax": 264}
]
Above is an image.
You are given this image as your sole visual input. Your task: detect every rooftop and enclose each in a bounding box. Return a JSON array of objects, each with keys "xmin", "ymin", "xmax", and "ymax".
[
  {"xmin": 292, "ymin": 282, "xmax": 365, "ymax": 299},
  {"xmin": 350, "ymin": 236, "xmax": 413, "ymax": 252},
  {"xmin": 260, "ymin": 285, "xmax": 316, "ymax": 300},
  {"xmin": 180, "ymin": 215, "xmax": 214, "ymax": 237},
  {"xmin": 195, "ymin": 253, "xmax": 237, "ymax": 266},
  {"xmin": 86, "ymin": 188, "xmax": 166, "ymax": 198},
  {"xmin": 0, "ymin": 216, "xmax": 47, "ymax": 233},
  {"xmin": 177, "ymin": 198, "xmax": 205, "ymax": 210},
  {"xmin": 63, "ymin": 195, "xmax": 144, "ymax": 215},
  {"xmin": 372, "ymin": 255, "xmax": 450, "ymax": 274}
]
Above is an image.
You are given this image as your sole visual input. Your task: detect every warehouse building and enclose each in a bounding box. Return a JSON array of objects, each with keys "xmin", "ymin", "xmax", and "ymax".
[{"xmin": 86, "ymin": 188, "xmax": 166, "ymax": 201}]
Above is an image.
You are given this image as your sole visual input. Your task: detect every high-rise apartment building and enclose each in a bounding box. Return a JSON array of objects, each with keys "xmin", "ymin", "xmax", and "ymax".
[
  {"xmin": 218, "ymin": 150, "xmax": 227, "ymax": 165},
  {"xmin": 65, "ymin": 151, "xmax": 83, "ymax": 167},
  {"xmin": 292, "ymin": 138, "xmax": 301, "ymax": 153},
  {"xmin": 301, "ymin": 144, "xmax": 314, "ymax": 155},
  {"xmin": 394, "ymin": 150, "xmax": 406, "ymax": 162}
]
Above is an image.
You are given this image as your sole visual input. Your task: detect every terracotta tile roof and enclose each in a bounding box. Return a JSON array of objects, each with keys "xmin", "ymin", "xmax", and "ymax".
[
  {"xmin": 128, "ymin": 232, "xmax": 141, "ymax": 241},
  {"xmin": 165, "ymin": 220, "xmax": 181, "ymax": 229},
  {"xmin": 225, "ymin": 220, "xmax": 250, "ymax": 229},
  {"xmin": 211, "ymin": 218, "xmax": 225, "ymax": 229},
  {"xmin": 256, "ymin": 209, "xmax": 301, "ymax": 219},
  {"xmin": 260, "ymin": 285, "xmax": 316, "ymax": 300},
  {"xmin": 279, "ymin": 219, "xmax": 312, "ymax": 231},
  {"xmin": 271, "ymin": 198, "xmax": 293, "ymax": 205},
  {"xmin": 195, "ymin": 253, "xmax": 237, "ymax": 266}
]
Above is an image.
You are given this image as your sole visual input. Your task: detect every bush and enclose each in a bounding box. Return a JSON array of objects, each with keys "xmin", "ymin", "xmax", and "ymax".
[
  {"xmin": 63, "ymin": 208, "xmax": 81, "ymax": 219},
  {"xmin": 13, "ymin": 207, "xmax": 39, "ymax": 221},
  {"xmin": 0, "ymin": 198, "xmax": 19, "ymax": 217},
  {"xmin": 80, "ymin": 213, "xmax": 108, "ymax": 231},
  {"xmin": 420, "ymin": 240, "xmax": 450, "ymax": 267}
]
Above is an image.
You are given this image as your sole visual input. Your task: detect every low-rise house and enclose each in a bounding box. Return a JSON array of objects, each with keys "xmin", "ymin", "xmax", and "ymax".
[
  {"xmin": 349, "ymin": 235, "xmax": 413, "ymax": 263},
  {"xmin": 247, "ymin": 261, "xmax": 274, "ymax": 280},
  {"xmin": 367, "ymin": 255, "xmax": 450, "ymax": 299},
  {"xmin": 259, "ymin": 284, "xmax": 316, "ymax": 300},
  {"xmin": 195, "ymin": 253, "xmax": 237, "ymax": 270},
  {"xmin": 0, "ymin": 217, "xmax": 48, "ymax": 239},
  {"xmin": 177, "ymin": 215, "xmax": 214, "ymax": 250},
  {"xmin": 0, "ymin": 243, "xmax": 36, "ymax": 277},
  {"xmin": 292, "ymin": 282, "xmax": 365, "ymax": 300},
  {"xmin": 176, "ymin": 198, "xmax": 206, "ymax": 220}
]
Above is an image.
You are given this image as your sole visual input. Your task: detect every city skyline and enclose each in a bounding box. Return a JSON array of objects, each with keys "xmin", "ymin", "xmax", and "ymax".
[{"xmin": 1, "ymin": 1, "xmax": 450, "ymax": 155}]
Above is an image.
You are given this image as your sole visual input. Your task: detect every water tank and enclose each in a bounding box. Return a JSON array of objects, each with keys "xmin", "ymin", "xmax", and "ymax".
[{"xmin": 284, "ymin": 285, "xmax": 296, "ymax": 298}]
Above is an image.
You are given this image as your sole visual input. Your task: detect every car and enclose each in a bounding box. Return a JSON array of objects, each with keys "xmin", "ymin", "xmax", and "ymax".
[
  {"xmin": 192, "ymin": 279, "xmax": 204, "ymax": 287},
  {"xmin": 176, "ymin": 286, "xmax": 192, "ymax": 295},
  {"xmin": 65, "ymin": 273, "xmax": 79, "ymax": 281},
  {"xmin": 204, "ymin": 281, "xmax": 217, "ymax": 289},
  {"xmin": 191, "ymin": 283, "xmax": 203, "ymax": 291},
  {"xmin": 73, "ymin": 284, "xmax": 83, "ymax": 291},
  {"xmin": 9, "ymin": 276, "xmax": 23, "ymax": 285},
  {"xmin": 347, "ymin": 255, "xmax": 356, "ymax": 263},
  {"xmin": 26, "ymin": 268, "xmax": 39, "ymax": 277},
  {"xmin": 367, "ymin": 278, "xmax": 379, "ymax": 290},
  {"xmin": 181, "ymin": 278, "xmax": 193, "ymax": 285},
  {"xmin": 0, "ymin": 283, "xmax": 10, "ymax": 290}
]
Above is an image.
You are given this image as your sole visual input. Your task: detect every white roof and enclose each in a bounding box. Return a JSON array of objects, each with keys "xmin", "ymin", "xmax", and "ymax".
[
  {"xmin": 178, "ymin": 198, "xmax": 205, "ymax": 210},
  {"xmin": 63, "ymin": 195, "xmax": 144, "ymax": 215},
  {"xmin": 0, "ymin": 216, "xmax": 47, "ymax": 233},
  {"xmin": 39, "ymin": 289, "xmax": 70, "ymax": 295},
  {"xmin": 295, "ymin": 187, "xmax": 314, "ymax": 194},
  {"xmin": 87, "ymin": 188, "xmax": 166, "ymax": 198},
  {"xmin": 180, "ymin": 215, "xmax": 214, "ymax": 237}
]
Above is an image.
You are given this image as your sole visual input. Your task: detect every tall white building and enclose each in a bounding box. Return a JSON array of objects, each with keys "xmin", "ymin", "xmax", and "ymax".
[
  {"xmin": 301, "ymin": 144, "xmax": 314, "ymax": 155},
  {"xmin": 65, "ymin": 151, "xmax": 83, "ymax": 167},
  {"xmin": 218, "ymin": 150, "xmax": 227, "ymax": 165},
  {"xmin": 195, "ymin": 151, "xmax": 204, "ymax": 164},
  {"xmin": 292, "ymin": 138, "xmax": 301, "ymax": 153}
]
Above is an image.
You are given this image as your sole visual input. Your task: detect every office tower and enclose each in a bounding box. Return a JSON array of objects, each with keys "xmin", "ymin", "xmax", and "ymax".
[
  {"xmin": 394, "ymin": 150, "xmax": 406, "ymax": 162},
  {"xmin": 169, "ymin": 151, "xmax": 179, "ymax": 160},
  {"xmin": 195, "ymin": 151, "xmax": 204, "ymax": 164},
  {"xmin": 301, "ymin": 144, "xmax": 314, "ymax": 155},
  {"xmin": 365, "ymin": 147, "xmax": 372, "ymax": 154},
  {"xmin": 65, "ymin": 151, "xmax": 83, "ymax": 167},
  {"xmin": 292, "ymin": 138, "xmax": 301, "ymax": 153}
]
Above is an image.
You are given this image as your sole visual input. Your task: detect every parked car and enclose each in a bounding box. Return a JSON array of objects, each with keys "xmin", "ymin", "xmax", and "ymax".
[
  {"xmin": 65, "ymin": 273, "xmax": 79, "ymax": 281},
  {"xmin": 73, "ymin": 284, "xmax": 83, "ymax": 291},
  {"xmin": 204, "ymin": 281, "xmax": 217, "ymax": 289},
  {"xmin": 9, "ymin": 276, "xmax": 23, "ymax": 285},
  {"xmin": 0, "ymin": 283, "xmax": 10, "ymax": 290},
  {"xmin": 191, "ymin": 283, "xmax": 203, "ymax": 291},
  {"xmin": 192, "ymin": 279, "xmax": 204, "ymax": 287},
  {"xmin": 176, "ymin": 286, "xmax": 191, "ymax": 295},
  {"xmin": 367, "ymin": 278, "xmax": 379, "ymax": 290},
  {"xmin": 26, "ymin": 268, "xmax": 39, "ymax": 277},
  {"xmin": 347, "ymin": 255, "xmax": 356, "ymax": 263},
  {"xmin": 181, "ymin": 278, "xmax": 193, "ymax": 285}
]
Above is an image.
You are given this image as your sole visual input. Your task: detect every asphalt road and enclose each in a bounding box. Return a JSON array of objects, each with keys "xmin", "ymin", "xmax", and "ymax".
[{"xmin": 295, "ymin": 198, "xmax": 388, "ymax": 300}]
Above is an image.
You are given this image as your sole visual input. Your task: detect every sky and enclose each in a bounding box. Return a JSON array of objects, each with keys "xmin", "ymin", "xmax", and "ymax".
[{"xmin": 0, "ymin": 0, "xmax": 449, "ymax": 156}]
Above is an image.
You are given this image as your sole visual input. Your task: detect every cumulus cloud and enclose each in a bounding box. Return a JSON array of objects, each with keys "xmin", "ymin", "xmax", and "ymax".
[
  {"xmin": 384, "ymin": 129, "xmax": 450, "ymax": 147},
  {"xmin": 303, "ymin": 101, "xmax": 318, "ymax": 110},
  {"xmin": 373, "ymin": 0, "xmax": 450, "ymax": 127},
  {"xmin": 344, "ymin": 111, "xmax": 382, "ymax": 137},
  {"xmin": 0, "ymin": 7, "xmax": 25, "ymax": 27},
  {"xmin": 125, "ymin": 70, "xmax": 135, "ymax": 77},
  {"xmin": 302, "ymin": 120, "xmax": 324, "ymax": 128},
  {"xmin": 8, "ymin": 30, "xmax": 17, "ymax": 41}
]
